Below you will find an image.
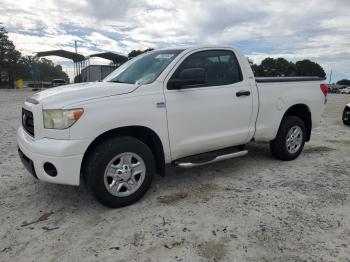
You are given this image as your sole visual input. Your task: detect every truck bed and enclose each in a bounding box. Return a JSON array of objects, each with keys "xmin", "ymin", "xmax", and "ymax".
[{"xmin": 253, "ymin": 77, "xmax": 326, "ymax": 142}]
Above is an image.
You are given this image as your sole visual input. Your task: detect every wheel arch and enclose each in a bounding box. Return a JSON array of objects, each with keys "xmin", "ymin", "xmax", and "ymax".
[
  {"xmin": 81, "ymin": 126, "xmax": 166, "ymax": 179},
  {"xmin": 281, "ymin": 104, "xmax": 312, "ymax": 141}
]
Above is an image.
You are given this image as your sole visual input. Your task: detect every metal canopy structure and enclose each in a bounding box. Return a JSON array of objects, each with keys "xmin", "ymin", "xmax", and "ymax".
[
  {"xmin": 36, "ymin": 50, "xmax": 85, "ymax": 62},
  {"xmin": 35, "ymin": 50, "xmax": 130, "ymax": 83},
  {"xmin": 88, "ymin": 52, "xmax": 128, "ymax": 65},
  {"xmin": 36, "ymin": 50, "xmax": 86, "ymax": 83},
  {"xmin": 81, "ymin": 52, "xmax": 128, "ymax": 82}
]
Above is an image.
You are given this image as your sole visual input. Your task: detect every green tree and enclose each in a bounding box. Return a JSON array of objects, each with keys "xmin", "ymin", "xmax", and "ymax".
[
  {"xmin": 295, "ymin": 59, "xmax": 325, "ymax": 78},
  {"xmin": 248, "ymin": 58, "xmax": 259, "ymax": 76},
  {"xmin": 0, "ymin": 25, "xmax": 21, "ymax": 85},
  {"xmin": 0, "ymin": 25, "xmax": 69, "ymax": 85},
  {"xmin": 336, "ymin": 79, "xmax": 350, "ymax": 86},
  {"xmin": 249, "ymin": 57, "xmax": 325, "ymax": 78},
  {"xmin": 128, "ymin": 48, "xmax": 154, "ymax": 59},
  {"xmin": 11, "ymin": 56, "xmax": 68, "ymax": 82},
  {"xmin": 259, "ymin": 57, "xmax": 295, "ymax": 77},
  {"xmin": 34, "ymin": 58, "xmax": 69, "ymax": 82}
]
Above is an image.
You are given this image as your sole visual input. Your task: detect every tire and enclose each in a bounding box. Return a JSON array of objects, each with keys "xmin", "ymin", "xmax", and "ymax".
[
  {"xmin": 343, "ymin": 106, "xmax": 350, "ymax": 125},
  {"xmin": 270, "ymin": 116, "xmax": 306, "ymax": 161},
  {"xmin": 85, "ymin": 136, "xmax": 155, "ymax": 208}
]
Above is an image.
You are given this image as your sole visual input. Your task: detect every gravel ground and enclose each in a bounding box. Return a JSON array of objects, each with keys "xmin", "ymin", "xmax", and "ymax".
[{"xmin": 1, "ymin": 90, "xmax": 350, "ymax": 262}]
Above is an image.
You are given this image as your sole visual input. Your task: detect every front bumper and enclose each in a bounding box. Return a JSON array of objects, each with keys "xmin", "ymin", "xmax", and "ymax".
[
  {"xmin": 18, "ymin": 147, "xmax": 37, "ymax": 178},
  {"xmin": 17, "ymin": 127, "xmax": 88, "ymax": 186}
]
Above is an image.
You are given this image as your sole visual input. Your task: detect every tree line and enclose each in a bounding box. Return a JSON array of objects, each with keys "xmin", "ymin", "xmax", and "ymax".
[
  {"xmin": 127, "ymin": 48, "xmax": 154, "ymax": 59},
  {"xmin": 0, "ymin": 26, "xmax": 69, "ymax": 87},
  {"xmin": 337, "ymin": 79, "xmax": 350, "ymax": 86},
  {"xmin": 249, "ymin": 57, "xmax": 326, "ymax": 78}
]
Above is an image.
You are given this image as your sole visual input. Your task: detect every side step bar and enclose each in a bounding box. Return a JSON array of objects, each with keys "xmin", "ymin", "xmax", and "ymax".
[{"xmin": 175, "ymin": 150, "xmax": 248, "ymax": 168}]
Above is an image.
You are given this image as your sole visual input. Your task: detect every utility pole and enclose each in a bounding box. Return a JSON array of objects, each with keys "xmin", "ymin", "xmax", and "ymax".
[
  {"xmin": 328, "ymin": 70, "xmax": 333, "ymax": 85},
  {"xmin": 74, "ymin": 40, "xmax": 78, "ymax": 83}
]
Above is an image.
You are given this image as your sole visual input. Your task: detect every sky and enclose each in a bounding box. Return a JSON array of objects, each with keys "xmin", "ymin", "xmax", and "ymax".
[{"xmin": 1, "ymin": 0, "xmax": 349, "ymax": 83}]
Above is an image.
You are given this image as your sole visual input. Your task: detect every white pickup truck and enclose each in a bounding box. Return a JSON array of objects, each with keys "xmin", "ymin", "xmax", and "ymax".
[{"xmin": 18, "ymin": 46, "xmax": 328, "ymax": 207}]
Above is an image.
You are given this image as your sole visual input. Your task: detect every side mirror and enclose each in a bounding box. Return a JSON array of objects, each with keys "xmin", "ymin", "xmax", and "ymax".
[{"xmin": 167, "ymin": 68, "xmax": 206, "ymax": 90}]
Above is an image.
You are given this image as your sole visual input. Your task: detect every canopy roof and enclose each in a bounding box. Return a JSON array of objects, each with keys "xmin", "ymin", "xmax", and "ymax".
[
  {"xmin": 89, "ymin": 52, "xmax": 128, "ymax": 64},
  {"xmin": 36, "ymin": 50, "xmax": 85, "ymax": 62}
]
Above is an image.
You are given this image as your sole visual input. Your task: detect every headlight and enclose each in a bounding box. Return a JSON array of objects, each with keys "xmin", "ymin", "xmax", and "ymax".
[{"xmin": 43, "ymin": 109, "xmax": 84, "ymax": 129}]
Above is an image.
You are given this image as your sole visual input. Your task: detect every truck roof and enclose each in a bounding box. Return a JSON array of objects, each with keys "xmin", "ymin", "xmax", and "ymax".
[{"xmin": 157, "ymin": 45, "xmax": 237, "ymax": 52}]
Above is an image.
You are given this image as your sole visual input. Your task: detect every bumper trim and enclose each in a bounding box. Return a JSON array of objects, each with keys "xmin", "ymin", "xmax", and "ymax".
[
  {"xmin": 17, "ymin": 127, "xmax": 86, "ymax": 185},
  {"xmin": 18, "ymin": 148, "xmax": 37, "ymax": 179}
]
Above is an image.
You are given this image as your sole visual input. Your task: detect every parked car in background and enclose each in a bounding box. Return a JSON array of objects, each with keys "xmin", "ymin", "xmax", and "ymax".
[
  {"xmin": 343, "ymin": 103, "xmax": 350, "ymax": 125},
  {"xmin": 340, "ymin": 87, "xmax": 350, "ymax": 94},
  {"xmin": 18, "ymin": 46, "xmax": 327, "ymax": 207},
  {"xmin": 52, "ymin": 79, "xmax": 66, "ymax": 87}
]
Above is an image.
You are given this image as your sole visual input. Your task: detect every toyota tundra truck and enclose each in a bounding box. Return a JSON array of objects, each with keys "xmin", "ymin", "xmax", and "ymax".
[{"xmin": 17, "ymin": 46, "xmax": 328, "ymax": 207}]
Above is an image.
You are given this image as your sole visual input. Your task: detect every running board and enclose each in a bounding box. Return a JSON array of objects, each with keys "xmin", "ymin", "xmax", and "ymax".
[{"xmin": 175, "ymin": 150, "xmax": 248, "ymax": 168}]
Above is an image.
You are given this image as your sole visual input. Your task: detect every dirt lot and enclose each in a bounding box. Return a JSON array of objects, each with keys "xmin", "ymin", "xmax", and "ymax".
[{"xmin": 1, "ymin": 90, "xmax": 350, "ymax": 262}]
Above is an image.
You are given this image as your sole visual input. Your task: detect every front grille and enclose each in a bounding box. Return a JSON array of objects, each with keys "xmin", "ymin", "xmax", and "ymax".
[{"xmin": 22, "ymin": 108, "xmax": 34, "ymax": 137}]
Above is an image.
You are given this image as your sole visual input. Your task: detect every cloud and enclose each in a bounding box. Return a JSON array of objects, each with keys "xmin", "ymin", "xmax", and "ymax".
[
  {"xmin": 1, "ymin": 0, "xmax": 349, "ymax": 82},
  {"xmin": 85, "ymin": 32, "xmax": 123, "ymax": 53}
]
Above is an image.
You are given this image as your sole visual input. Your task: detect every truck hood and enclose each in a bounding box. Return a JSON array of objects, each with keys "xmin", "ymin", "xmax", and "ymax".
[{"xmin": 30, "ymin": 82, "xmax": 138, "ymax": 108}]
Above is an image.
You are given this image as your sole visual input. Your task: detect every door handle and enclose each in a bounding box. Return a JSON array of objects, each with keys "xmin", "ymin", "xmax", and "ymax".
[{"xmin": 236, "ymin": 90, "xmax": 251, "ymax": 97}]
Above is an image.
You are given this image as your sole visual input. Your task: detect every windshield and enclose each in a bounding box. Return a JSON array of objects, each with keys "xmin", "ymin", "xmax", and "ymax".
[{"xmin": 104, "ymin": 49, "xmax": 184, "ymax": 85}]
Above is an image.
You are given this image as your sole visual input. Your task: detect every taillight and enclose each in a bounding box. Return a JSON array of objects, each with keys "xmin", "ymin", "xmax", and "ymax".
[{"xmin": 320, "ymin": 84, "xmax": 328, "ymax": 97}]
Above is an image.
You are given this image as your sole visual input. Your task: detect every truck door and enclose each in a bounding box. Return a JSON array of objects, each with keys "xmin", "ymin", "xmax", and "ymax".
[{"xmin": 164, "ymin": 49, "xmax": 253, "ymax": 160}]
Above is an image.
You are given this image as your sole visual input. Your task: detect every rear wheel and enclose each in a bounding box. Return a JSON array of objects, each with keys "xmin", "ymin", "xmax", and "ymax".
[
  {"xmin": 85, "ymin": 136, "xmax": 155, "ymax": 208},
  {"xmin": 270, "ymin": 116, "xmax": 306, "ymax": 161},
  {"xmin": 343, "ymin": 106, "xmax": 350, "ymax": 125}
]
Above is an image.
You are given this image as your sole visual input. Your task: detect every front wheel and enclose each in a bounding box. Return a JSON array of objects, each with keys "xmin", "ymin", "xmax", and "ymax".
[
  {"xmin": 270, "ymin": 116, "xmax": 306, "ymax": 161},
  {"xmin": 85, "ymin": 136, "xmax": 155, "ymax": 208}
]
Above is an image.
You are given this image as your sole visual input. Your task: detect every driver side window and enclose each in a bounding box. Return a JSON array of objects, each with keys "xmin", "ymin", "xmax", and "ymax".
[{"xmin": 172, "ymin": 50, "xmax": 242, "ymax": 87}]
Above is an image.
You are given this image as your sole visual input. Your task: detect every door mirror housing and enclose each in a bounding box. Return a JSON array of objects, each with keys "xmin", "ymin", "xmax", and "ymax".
[{"xmin": 167, "ymin": 68, "xmax": 206, "ymax": 90}]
